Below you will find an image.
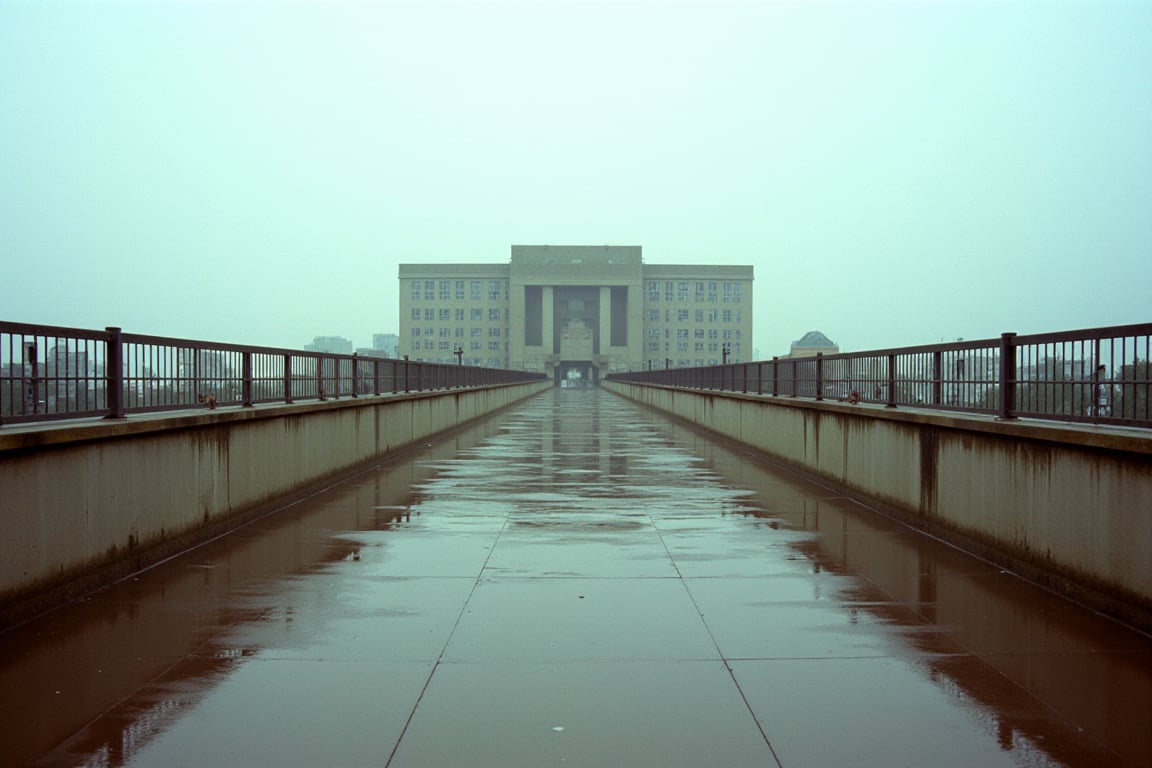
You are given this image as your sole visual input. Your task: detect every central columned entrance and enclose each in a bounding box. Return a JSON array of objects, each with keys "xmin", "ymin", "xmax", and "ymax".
[{"xmin": 557, "ymin": 360, "xmax": 598, "ymax": 387}]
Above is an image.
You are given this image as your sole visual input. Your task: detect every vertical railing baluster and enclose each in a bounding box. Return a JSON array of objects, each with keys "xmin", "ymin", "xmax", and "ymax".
[{"xmin": 105, "ymin": 326, "xmax": 125, "ymax": 419}]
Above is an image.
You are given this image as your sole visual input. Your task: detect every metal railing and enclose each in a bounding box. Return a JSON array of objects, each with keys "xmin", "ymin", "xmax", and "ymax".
[
  {"xmin": 606, "ymin": 323, "xmax": 1152, "ymax": 429},
  {"xmin": 1, "ymin": 322, "xmax": 547, "ymax": 427}
]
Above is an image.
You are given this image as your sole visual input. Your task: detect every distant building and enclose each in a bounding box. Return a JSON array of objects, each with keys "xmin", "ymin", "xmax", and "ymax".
[
  {"xmin": 305, "ymin": 336, "xmax": 353, "ymax": 354},
  {"xmin": 399, "ymin": 245, "xmax": 754, "ymax": 383},
  {"xmin": 372, "ymin": 333, "xmax": 399, "ymax": 358},
  {"xmin": 788, "ymin": 330, "xmax": 839, "ymax": 358}
]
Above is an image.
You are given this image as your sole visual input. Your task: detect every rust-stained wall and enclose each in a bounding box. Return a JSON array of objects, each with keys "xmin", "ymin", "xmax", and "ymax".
[
  {"xmin": 604, "ymin": 381, "xmax": 1152, "ymax": 629},
  {"xmin": 0, "ymin": 383, "xmax": 550, "ymax": 623}
]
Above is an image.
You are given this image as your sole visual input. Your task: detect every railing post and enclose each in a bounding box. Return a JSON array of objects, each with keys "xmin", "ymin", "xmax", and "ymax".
[
  {"xmin": 886, "ymin": 353, "xmax": 897, "ymax": 408},
  {"xmin": 351, "ymin": 354, "xmax": 359, "ymax": 398},
  {"xmin": 242, "ymin": 351, "xmax": 253, "ymax": 407},
  {"xmin": 104, "ymin": 326, "xmax": 125, "ymax": 419},
  {"xmin": 998, "ymin": 332, "xmax": 1017, "ymax": 420},
  {"xmin": 771, "ymin": 357, "xmax": 779, "ymax": 396},
  {"xmin": 815, "ymin": 353, "xmax": 824, "ymax": 401},
  {"xmin": 373, "ymin": 359, "xmax": 381, "ymax": 396},
  {"xmin": 932, "ymin": 350, "xmax": 943, "ymax": 406},
  {"xmin": 283, "ymin": 354, "xmax": 294, "ymax": 404}
]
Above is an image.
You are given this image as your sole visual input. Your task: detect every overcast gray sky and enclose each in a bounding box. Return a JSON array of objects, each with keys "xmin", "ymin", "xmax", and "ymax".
[{"xmin": 2, "ymin": 0, "xmax": 1149, "ymax": 358}]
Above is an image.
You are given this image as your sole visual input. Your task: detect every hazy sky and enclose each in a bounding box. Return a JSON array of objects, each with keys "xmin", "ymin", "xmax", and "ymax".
[{"xmin": 2, "ymin": 0, "xmax": 1149, "ymax": 358}]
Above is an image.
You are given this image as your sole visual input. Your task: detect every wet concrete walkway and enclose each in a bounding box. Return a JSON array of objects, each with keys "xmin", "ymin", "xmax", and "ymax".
[{"xmin": 2, "ymin": 389, "xmax": 1151, "ymax": 767}]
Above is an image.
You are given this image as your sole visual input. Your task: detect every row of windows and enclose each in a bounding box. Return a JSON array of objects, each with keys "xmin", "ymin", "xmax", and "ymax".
[
  {"xmin": 647, "ymin": 341, "xmax": 743, "ymax": 352},
  {"xmin": 411, "ymin": 308, "xmax": 508, "ymax": 322},
  {"xmin": 647, "ymin": 328, "xmax": 742, "ymax": 340},
  {"xmin": 410, "ymin": 280, "xmax": 508, "ymax": 302},
  {"xmin": 648, "ymin": 309, "xmax": 742, "ymax": 324},
  {"xmin": 647, "ymin": 358, "xmax": 738, "ymax": 367},
  {"xmin": 411, "ymin": 327, "xmax": 504, "ymax": 338},
  {"xmin": 645, "ymin": 281, "xmax": 744, "ymax": 303},
  {"xmin": 410, "ymin": 340, "xmax": 507, "ymax": 352}
]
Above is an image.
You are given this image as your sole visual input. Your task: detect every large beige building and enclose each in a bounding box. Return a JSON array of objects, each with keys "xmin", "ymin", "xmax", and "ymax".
[{"xmin": 399, "ymin": 245, "xmax": 753, "ymax": 384}]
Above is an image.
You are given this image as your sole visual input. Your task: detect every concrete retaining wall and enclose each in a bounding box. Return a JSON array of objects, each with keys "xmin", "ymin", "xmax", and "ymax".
[
  {"xmin": 604, "ymin": 381, "xmax": 1152, "ymax": 629},
  {"xmin": 0, "ymin": 382, "xmax": 550, "ymax": 622}
]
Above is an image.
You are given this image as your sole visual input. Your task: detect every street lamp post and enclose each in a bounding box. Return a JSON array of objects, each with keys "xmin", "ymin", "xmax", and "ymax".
[{"xmin": 454, "ymin": 346, "xmax": 463, "ymax": 365}]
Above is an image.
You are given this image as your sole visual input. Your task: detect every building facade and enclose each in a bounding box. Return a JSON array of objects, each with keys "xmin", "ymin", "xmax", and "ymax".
[{"xmin": 399, "ymin": 245, "xmax": 753, "ymax": 383}]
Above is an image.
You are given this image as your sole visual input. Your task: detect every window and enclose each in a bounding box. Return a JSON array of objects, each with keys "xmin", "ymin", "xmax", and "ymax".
[
  {"xmin": 488, "ymin": 341, "xmax": 501, "ymax": 351},
  {"xmin": 424, "ymin": 328, "xmax": 434, "ymax": 337},
  {"xmin": 648, "ymin": 329, "xmax": 661, "ymax": 339},
  {"xmin": 489, "ymin": 308, "xmax": 501, "ymax": 321},
  {"xmin": 677, "ymin": 341, "xmax": 689, "ymax": 353},
  {"xmin": 695, "ymin": 282, "xmax": 705, "ymax": 302},
  {"xmin": 677, "ymin": 282, "xmax": 689, "ymax": 302},
  {"xmin": 471, "ymin": 328, "xmax": 482, "ymax": 337},
  {"xmin": 439, "ymin": 280, "xmax": 451, "ymax": 300},
  {"xmin": 424, "ymin": 340, "xmax": 435, "ymax": 350},
  {"xmin": 723, "ymin": 330, "xmax": 733, "ymax": 340},
  {"xmin": 722, "ymin": 310, "xmax": 733, "ymax": 323},
  {"xmin": 424, "ymin": 280, "xmax": 434, "ymax": 301},
  {"xmin": 470, "ymin": 341, "xmax": 482, "ymax": 351},
  {"xmin": 470, "ymin": 280, "xmax": 482, "ymax": 300},
  {"xmin": 648, "ymin": 309, "xmax": 660, "ymax": 322},
  {"xmin": 439, "ymin": 341, "xmax": 450, "ymax": 350},
  {"xmin": 455, "ymin": 280, "xmax": 465, "ymax": 300},
  {"xmin": 439, "ymin": 308, "xmax": 450, "ymax": 321},
  {"xmin": 410, "ymin": 328, "xmax": 421, "ymax": 337},
  {"xmin": 646, "ymin": 281, "xmax": 660, "ymax": 302},
  {"xmin": 694, "ymin": 329, "xmax": 705, "ymax": 339},
  {"xmin": 424, "ymin": 308, "xmax": 435, "ymax": 321},
  {"xmin": 648, "ymin": 342, "xmax": 660, "ymax": 352},
  {"xmin": 695, "ymin": 310, "xmax": 704, "ymax": 323},
  {"xmin": 708, "ymin": 329, "xmax": 718, "ymax": 340},
  {"xmin": 411, "ymin": 308, "xmax": 421, "ymax": 320},
  {"xmin": 488, "ymin": 280, "xmax": 502, "ymax": 300},
  {"xmin": 410, "ymin": 281, "xmax": 421, "ymax": 300},
  {"xmin": 440, "ymin": 328, "xmax": 451, "ymax": 337},
  {"xmin": 664, "ymin": 281, "xmax": 674, "ymax": 302},
  {"xmin": 489, "ymin": 327, "xmax": 501, "ymax": 337},
  {"xmin": 676, "ymin": 309, "xmax": 689, "ymax": 322},
  {"xmin": 455, "ymin": 327, "xmax": 465, "ymax": 337},
  {"xmin": 471, "ymin": 309, "xmax": 483, "ymax": 321},
  {"xmin": 695, "ymin": 341, "xmax": 705, "ymax": 351},
  {"xmin": 676, "ymin": 329, "xmax": 690, "ymax": 340},
  {"xmin": 455, "ymin": 308, "xmax": 465, "ymax": 321},
  {"xmin": 708, "ymin": 309, "xmax": 719, "ymax": 322}
]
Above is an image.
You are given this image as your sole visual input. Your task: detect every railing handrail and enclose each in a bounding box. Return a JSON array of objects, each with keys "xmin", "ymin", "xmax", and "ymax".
[
  {"xmin": 1, "ymin": 321, "xmax": 547, "ymax": 427},
  {"xmin": 606, "ymin": 323, "xmax": 1152, "ymax": 429}
]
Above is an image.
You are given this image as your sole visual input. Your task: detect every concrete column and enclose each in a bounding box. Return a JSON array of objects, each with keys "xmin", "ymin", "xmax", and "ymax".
[
  {"xmin": 626, "ymin": 283, "xmax": 644, "ymax": 370},
  {"xmin": 543, "ymin": 286, "xmax": 555, "ymax": 355},
  {"xmin": 599, "ymin": 286, "xmax": 612, "ymax": 354}
]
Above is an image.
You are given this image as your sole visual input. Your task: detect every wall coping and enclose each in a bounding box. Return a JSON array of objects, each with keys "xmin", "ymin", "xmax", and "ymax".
[
  {"xmin": 0, "ymin": 382, "xmax": 549, "ymax": 455},
  {"xmin": 606, "ymin": 383, "xmax": 1152, "ymax": 456}
]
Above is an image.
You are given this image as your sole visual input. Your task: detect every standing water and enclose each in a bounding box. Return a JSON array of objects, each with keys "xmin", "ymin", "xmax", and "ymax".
[{"xmin": 2, "ymin": 389, "xmax": 1149, "ymax": 766}]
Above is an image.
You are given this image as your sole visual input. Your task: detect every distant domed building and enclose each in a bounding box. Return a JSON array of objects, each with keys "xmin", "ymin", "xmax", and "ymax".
[{"xmin": 789, "ymin": 330, "xmax": 839, "ymax": 358}]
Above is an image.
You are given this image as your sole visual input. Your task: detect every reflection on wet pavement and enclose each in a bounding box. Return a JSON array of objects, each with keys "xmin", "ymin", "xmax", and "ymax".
[{"xmin": 2, "ymin": 389, "xmax": 1150, "ymax": 767}]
